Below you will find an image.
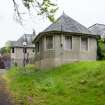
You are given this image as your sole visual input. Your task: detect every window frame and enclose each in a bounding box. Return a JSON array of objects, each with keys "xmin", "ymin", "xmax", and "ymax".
[
  {"xmin": 46, "ymin": 35, "xmax": 53, "ymax": 50},
  {"xmin": 25, "ymin": 48, "xmax": 27, "ymax": 53},
  {"xmin": 23, "ymin": 48, "xmax": 27, "ymax": 53},
  {"xmin": 64, "ymin": 35, "xmax": 72, "ymax": 50},
  {"xmin": 81, "ymin": 37, "xmax": 89, "ymax": 51},
  {"xmin": 36, "ymin": 42, "xmax": 40, "ymax": 54},
  {"xmin": 12, "ymin": 48, "xmax": 15, "ymax": 53},
  {"xmin": 32, "ymin": 48, "xmax": 35, "ymax": 53}
]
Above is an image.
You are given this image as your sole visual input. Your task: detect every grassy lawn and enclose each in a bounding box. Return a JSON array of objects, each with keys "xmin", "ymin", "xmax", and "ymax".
[{"xmin": 3, "ymin": 61, "xmax": 105, "ymax": 105}]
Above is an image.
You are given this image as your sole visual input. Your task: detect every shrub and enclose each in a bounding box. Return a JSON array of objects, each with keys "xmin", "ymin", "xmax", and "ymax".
[
  {"xmin": 25, "ymin": 64, "xmax": 38, "ymax": 72},
  {"xmin": 97, "ymin": 38, "xmax": 105, "ymax": 60}
]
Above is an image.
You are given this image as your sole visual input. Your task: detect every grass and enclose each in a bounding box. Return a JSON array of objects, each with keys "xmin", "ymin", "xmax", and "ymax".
[{"xmin": 3, "ymin": 61, "xmax": 105, "ymax": 105}]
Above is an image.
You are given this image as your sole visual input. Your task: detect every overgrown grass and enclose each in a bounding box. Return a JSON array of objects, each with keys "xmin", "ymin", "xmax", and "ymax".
[{"xmin": 4, "ymin": 61, "xmax": 105, "ymax": 105}]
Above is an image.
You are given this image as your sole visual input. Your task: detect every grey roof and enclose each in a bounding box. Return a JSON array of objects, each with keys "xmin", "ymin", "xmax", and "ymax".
[
  {"xmin": 10, "ymin": 34, "xmax": 35, "ymax": 48},
  {"xmin": 88, "ymin": 24, "xmax": 105, "ymax": 37},
  {"xmin": 43, "ymin": 13, "xmax": 93, "ymax": 35},
  {"xmin": 17, "ymin": 34, "xmax": 33, "ymax": 43}
]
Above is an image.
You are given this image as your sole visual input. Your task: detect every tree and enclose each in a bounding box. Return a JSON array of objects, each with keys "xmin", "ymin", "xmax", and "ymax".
[
  {"xmin": 12, "ymin": 0, "xmax": 58, "ymax": 24},
  {"xmin": 0, "ymin": 41, "xmax": 11, "ymax": 55},
  {"xmin": 0, "ymin": 47, "xmax": 10, "ymax": 55}
]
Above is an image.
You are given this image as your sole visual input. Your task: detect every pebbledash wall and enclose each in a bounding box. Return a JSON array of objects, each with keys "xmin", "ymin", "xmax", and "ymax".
[
  {"xmin": 10, "ymin": 33, "xmax": 35, "ymax": 67},
  {"xmin": 11, "ymin": 47, "xmax": 35, "ymax": 66},
  {"xmin": 34, "ymin": 33, "xmax": 97, "ymax": 69},
  {"xmin": 33, "ymin": 13, "xmax": 99, "ymax": 69}
]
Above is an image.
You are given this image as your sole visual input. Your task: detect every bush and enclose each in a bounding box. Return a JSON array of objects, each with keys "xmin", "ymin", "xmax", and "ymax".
[
  {"xmin": 97, "ymin": 38, "xmax": 105, "ymax": 60},
  {"xmin": 0, "ymin": 58, "xmax": 5, "ymax": 69},
  {"xmin": 25, "ymin": 64, "xmax": 38, "ymax": 72}
]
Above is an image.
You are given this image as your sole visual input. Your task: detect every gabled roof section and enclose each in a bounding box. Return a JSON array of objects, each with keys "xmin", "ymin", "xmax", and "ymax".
[
  {"xmin": 17, "ymin": 34, "xmax": 33, "ymax": 43},
  {"xmin": 10, "ymin": 34, "xmax": 35, "ymax": 48},
  {"xmin": 43, "ymin": 13, "xmax": 92, "ymax": 35},
  {"xmin": 88, "ymin": 23, "xmax": 105, "ymax": 37}
]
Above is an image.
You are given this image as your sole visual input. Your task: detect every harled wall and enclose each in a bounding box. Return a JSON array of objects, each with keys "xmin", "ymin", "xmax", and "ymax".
[
  {"xmin": 34, "ymin": 34, "xmax": 97, "ymax": 69},
  {"xmin": 11, "ymin": 47, "xmax": 35, "ymax": 66}
]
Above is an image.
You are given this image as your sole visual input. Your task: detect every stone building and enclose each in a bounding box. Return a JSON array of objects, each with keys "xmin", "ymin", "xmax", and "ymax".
[
  {"xmin": 88, "ymin": 24, "xmax": 105, "ymax": 38},
  {"xmin": 10, "ymin": 34, "xmax": 35, "ymax": 66},
  {"xmin": 33, "ymin": 13, "xmax": 99, "ymax": 69}
]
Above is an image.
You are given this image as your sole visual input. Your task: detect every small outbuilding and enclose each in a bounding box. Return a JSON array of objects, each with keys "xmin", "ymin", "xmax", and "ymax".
[
  {"xmin": 10, "ymin": 34, "xmax": 35, "ymax": 67},
  {"xmin": 33, "ymin": 13, "xmax": 99, "ymax": 69}
]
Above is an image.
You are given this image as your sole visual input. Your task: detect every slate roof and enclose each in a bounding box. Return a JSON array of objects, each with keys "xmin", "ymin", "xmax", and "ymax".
[
  {"xmin": 10, "ymin": 34, "xmax": 34, "ymax": 48},
  {"xmin": 33, "ymin": 13, "xmax": 99, "ymax": 42},
  {"xmin": 88, "ymin": 24, "xmax": 105, "ymax": 37},
  {"xmin": 43, "ymin": 13, "xmax": 93, "ymax": 35}
]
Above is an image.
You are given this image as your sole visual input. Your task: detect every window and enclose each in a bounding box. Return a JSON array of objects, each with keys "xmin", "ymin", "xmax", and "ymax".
[
  {"xmin": 23, "ymin": 48, "xmax": 27, "ymax": 53},
  {"xmin": 25, "ymin": 48, "xmax": 27, "ymax": 53},
  {"xmin": 65, "ymin": 36, "xmax": 72, "ymax": 49},
  {"xmin": 32, "ymin": 48, "xmax": 35, "ymax": 53},
  {"xmin": 81, "ymin": 37, "xmax": 88, "ymax": 51},
  {"xmin": 36, "ymin": 42, "xmax": 39, "ymax": 53},
  {"xmin": 12, "ymin": 48, "xmax": 14, "ymax": 53},
  {"xmin": 46, "ymin": 36, "xmax": 53, "ymax": 49}
]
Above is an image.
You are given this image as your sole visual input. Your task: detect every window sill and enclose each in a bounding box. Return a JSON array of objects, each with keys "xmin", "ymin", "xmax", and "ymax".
[
  {"xmin": 46, "ymin": 48, "xmax": 54, "ymax": 50},
  {"xmin": 80, "ymin": 50, "xmax": 89, "ymax": 53},
  {"xmin": 64, "ymin": 49, "xmax": 72, "ymax": 51},
  {"xmin": 36, "ymin": 52, "xmax": 40, "ymax": 55}
]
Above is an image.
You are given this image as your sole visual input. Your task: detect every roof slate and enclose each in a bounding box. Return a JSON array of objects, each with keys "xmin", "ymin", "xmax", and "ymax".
[
  {"xmin": 43, "ymin": 13, "xmax": 93, "ymax": 35},
  {"xmin": 10, "ymin": 34, "xmax": 34, "ymax": 48},
  {"xmin": 88, "ymin": 24, "xmax": 105, "ymax": 37}
]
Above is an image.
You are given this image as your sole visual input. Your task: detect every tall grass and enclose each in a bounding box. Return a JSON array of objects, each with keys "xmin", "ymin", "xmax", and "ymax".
[{"xmin": 4, "ymin": 61, "xmax": 105, "ymax": 105}]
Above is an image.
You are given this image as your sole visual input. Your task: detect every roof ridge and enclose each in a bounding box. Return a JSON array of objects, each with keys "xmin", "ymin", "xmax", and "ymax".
[
  {"xmin": 88, "ymin": 23, "xmax": 105, "ymax": 29},
  {"xmin": 17, "ymin": 34, "xmax": 33, "ymax": 42},
  {"xmin": 88, "ymin": 24, "xmax": 97, "ymax": 29},
  {"xmin": 95, "ymin": 23, "xmax": 105, "ymax": 26}
]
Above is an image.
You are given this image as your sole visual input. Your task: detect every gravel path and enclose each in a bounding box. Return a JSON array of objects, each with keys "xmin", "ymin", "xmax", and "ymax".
[{"xmin": 0, "ymin": 69, "xmax": 13, "ymax": 105}]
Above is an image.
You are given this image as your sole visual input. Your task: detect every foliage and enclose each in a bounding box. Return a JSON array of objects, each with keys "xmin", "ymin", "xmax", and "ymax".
[
  {"xmin": 0, "ymin": 41, "xmax": 11, "ymax": 55},
  {"xmin": 0, "ymin": 47, "xmax": 10, "ymax": 55},
  {"xmin": 25, "ymin": 64, "xmax": 38, "ymax": 72},
  {"xmin": 97, "ymin": 38, "xmax": 105, "ymax": 60},
  {"xmin": 12, "ymin": 0, "xmax": 58, "ymax": 23},
  {"xmin": 4, "ymin": 61, "xmax": 105, "ymax": 105},
  {"xmin": 0, "ymin": 58, "xmax": 5, "ymax": 69}
]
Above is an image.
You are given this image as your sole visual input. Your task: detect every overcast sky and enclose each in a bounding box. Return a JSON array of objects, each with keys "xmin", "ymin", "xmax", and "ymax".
[{"xmin": 0, "ymin": 0, "xmax": 105, "ymax": 48}]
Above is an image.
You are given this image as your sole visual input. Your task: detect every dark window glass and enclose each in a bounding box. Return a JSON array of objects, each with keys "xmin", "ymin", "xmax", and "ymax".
[
  {"xmin": 81, "ymin": 37, "xmax": 88, "ymax": 51},
  {"xmin": 65, "ymin": 36, "xmax": 72, "ymax": 49},
  {"xmin": 32, "ymin": 49, "xmax": 35, "ymax": 53},
  {"xmin": 36, "ymin": 42, "xmax": 39, "ymax": 53},
  {"xmin": 23, "ymin": 48, "xmax": 27, "ymax": 53},
  {"xmin": 12, "ymin": 48, "xmax": 14, "ymax": 53},
  {"xmin": 46, "ymin": 36, "xmax": 53, "ymax": 49},
  {"xmin": 25, "ymin": 48, "xmax": 27, "ymax": 53}
]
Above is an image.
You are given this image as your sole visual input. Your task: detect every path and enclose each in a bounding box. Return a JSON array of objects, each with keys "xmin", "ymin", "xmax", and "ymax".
[{"xmin": 0, "ymin": 69, "xmax": 12, "ymax": 105}]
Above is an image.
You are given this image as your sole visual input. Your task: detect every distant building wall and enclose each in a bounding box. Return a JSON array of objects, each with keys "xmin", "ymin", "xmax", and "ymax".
[{"xmin": 11, "ymin": 47, "xmax": 35, "ymax": 67}]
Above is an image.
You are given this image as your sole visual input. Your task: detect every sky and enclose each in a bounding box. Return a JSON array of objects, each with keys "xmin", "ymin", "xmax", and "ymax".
[{"xmin": 0, "ymin": 0, "xmax": 105, "ymax": 48}]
